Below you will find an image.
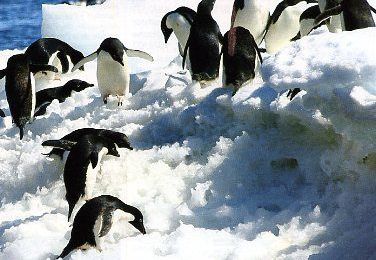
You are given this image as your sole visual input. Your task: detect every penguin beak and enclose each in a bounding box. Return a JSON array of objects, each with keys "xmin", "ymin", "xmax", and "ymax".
[
  {"xmin": 130, "ymin": 220, "xmax": 146, "ymax": 235},
  {"xmin": 108, "ymin": 149, "xmax": 120, "ymax": 157}
]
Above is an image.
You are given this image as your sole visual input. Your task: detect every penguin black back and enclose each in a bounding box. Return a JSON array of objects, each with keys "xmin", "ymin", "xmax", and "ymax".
[
  {"xmin": 222, "ymin": 27, "xmax": 262, "ymax": 95},
  {"xmin": 183, "ymin": 0, "xmax": 223, "ymax": 82},
  {"xmin": 58, "ymin": 195, "xmax": 145, "ymax": 259},
  {"xmin": 64, "ymin": 135, "xmax": 120, "ymax": 220}
]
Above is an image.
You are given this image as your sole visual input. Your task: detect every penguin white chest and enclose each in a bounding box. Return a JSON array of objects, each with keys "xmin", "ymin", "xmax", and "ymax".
[
  {"xmin": 97, "ymin": 51, "xmax": 130, "ymax": 98},
  {"xmin": 84, "ymin": 148, "xmax": 108, "ymax": 200},
  {"xmin": 233, "ymin": 0, "xmax": 270, "ymax": 44},
  {"xmin": 30, "ymin": 73, "xmax": 36, "ymax": 119},
  {"xmin": 166, "ymin": 13, "xmax": 191, "ymax": 50}
]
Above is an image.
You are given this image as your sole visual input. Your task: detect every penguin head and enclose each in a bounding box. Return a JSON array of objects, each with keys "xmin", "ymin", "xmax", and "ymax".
[
  {"xmin": 65, "ymin": 79, "xmax": 94, "ymax": 92},
  {"xmin": 7, "ymin": 54, "xmax": 29, "ymax": 74},
  {"xmin": 104, "ymin": 131, "xmax": 133, "ymax": 150},
  {"xmin": 99, "ymin": 38, "xmax": 125, "ymax": 66},
  {"xmin": 161, "ymin": 12, "xmax": 174, "ymax": 43},
  {"xmin": 197, "ymin": 0, "xmax": 216, "ymax": 15},
  {"xmin": 101, "ymin": 139, "xmax": 120, "ymax": 157},
  {"xmin": 129, "ymin": 215, "xmax": 146, "ymax": 235}
]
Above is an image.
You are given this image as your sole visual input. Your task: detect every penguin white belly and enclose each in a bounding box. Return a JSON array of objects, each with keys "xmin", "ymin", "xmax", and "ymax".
[
  {"xmin": 317, "ymin": 0, "xmax": 342, "ymax": 33},
  {"xmin": 300, "ymin": 18, "xmax": 316, "ymax": 37},
  {"xmin": 97, "ymin": 52, "xmax": 130, "ymax": 99},
  {"xmin": 266, "ymin": 3, "xmax": 312, "ymax": 54},
  {"xmin": 84, "ymin": 148, "xmax": 108, "ymax": 200},
  {"xmin": 233, "ymin": 1, "xmax": 270, "ymax": 44}
]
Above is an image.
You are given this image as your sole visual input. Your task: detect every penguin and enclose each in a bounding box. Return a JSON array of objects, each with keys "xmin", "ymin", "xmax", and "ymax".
[
  {"xmin": 161, "ymin": 7, "xmax": 197, "ymax": 56},
  {"xmin": 34, "ymin": 79, "xmax": 94, "ymax": 117},
  {"xmin": 230, "ymin": 0, "xmax": 270, "ymax": 45},
  {"xmin": 263, "ymin": 0, "xmax": 317, "ymax": 54},
  {"xmin": 42, "ymin": 128, "xmax": 132, "ymax": 159},
  {"xmin": 182, "ymin": 0, "xmax": 223, "ymax": 83},
  {"xmin": 62, "ymin": 135, "xmax": 120, "ymax": 221},
  {"xmin": 25, "ymin": 38, "xmax": 85, "ymax": 80},
  {"xmin": 290, "ymin": 5, "xmax": 326, "ymax": 41},
  {"xmin": 71, "ymin": 37, "xmax": 154, "ymax": 105},
  {"xmin": 0, "ymin": 54, "xmax": 58, "ymax": 139},
  {"xmin": 58, "ymin": 195, "xmax": 145, "ymax": 259},
  {"xmin": 222, "ymin": 27, "xmax": 263, "ymax": 95},
  {"xmin": 317, "ymin": 0, "xmax": 342, "ymax": 33},
  {"xmin": 315, "ymin": 0, "xmax": 376, "ymax": 31}
]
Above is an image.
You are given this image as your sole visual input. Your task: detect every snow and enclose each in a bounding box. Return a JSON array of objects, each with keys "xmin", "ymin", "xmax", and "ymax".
[{"xmin": 1, "ymin": 0, "xmax": 376, "ymax": 259}]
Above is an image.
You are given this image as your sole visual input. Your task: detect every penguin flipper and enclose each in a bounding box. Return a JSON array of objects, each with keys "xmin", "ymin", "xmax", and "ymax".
[
  {"xmin": 0, "ymin": 68, "xmax": 6, "ymax": 79},
  {"xmin": 34, "ymin": 102, "xmax": 50, "ymax": 117},
  {"xmin": 182, "ymin": 35, "xmax": 191, "ymax": 69},
  {"xmin": 99, "ymin": 211, "xmax": 113, "ymax": 237},
  {"xmin": 30, "ymin": 64, "xmax": 58, "ymax": 74},
  {"xmin": 42, "ymin": 139, "xmax": 77, "ymax": 150},
  {"xmin": 261, "ymin": 1, "xmax": 289, "ymax": 44},
  {"xmin": 250, "ymin": 34, "xmax": 263, "ymax": 64},
  {"xmin": 290, "ymin": 31, "xmax": 301, "ymax": 42},
  {"xmin": 125, "ymin": 49, "xmax": 154, "ymax": 62},
  {"xmin": 71, "ymin": 52, "xmax": 97, "ymax": 72},
  {"xmin": 369, "ymin": 4, "xmax": 376, "ymax": 14},
  {"xmin": 314, "ymin": 4, "xmax": 342, "ymax": 27}
]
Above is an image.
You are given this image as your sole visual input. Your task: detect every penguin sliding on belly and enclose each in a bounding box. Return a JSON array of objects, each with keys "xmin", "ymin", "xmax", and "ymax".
[
  {"xmin": 315, "ymin": 0, "xmax": 376, "ymax": 31},
  {"xmin": 222, "ymin": 27, "xmax": 263, "ymax": 95},
  {"xmin": 71, "ymin": 37, "xmax": 154, "ymax": 106},
  {"xmin": 57, "ymin": 195, "xmax": 145, "ymax": 259},
  {"xmin": 62, "ymin": 135, "xmax": 120, "ymax": 220},
  {"xmin": 25, "ymin": 38, "xmax": 85, "ymax": 80},
  {"xmin": 42, "ymin": 127, "xmax": 133, "ymax": 159},
  {"xmin": 183, "ymin": 0, "xmax": 223, "ymax": 84},
  {"xmin": 0, "ymin": 54, "xmax": 58, "ymax": 139},
  {"xmin": 230, "ymin": 0, "xmax": 270, "ymax": 45},
  {"xmin": 161, "ymin": 7, "xmax": 197, "ymax": 57},
  {"xmin": 264, "ymin": 0, "xmax": 317, "ymax": 54},
  {"xmin": 35, "ymin": 79, "xmax": 94, "ymax": 117}
]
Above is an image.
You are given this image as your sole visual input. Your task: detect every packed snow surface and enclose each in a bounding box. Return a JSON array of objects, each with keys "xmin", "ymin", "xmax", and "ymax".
[{"xmin": 1, "ymin": 0, "xmax": 376, "ymax": 259}]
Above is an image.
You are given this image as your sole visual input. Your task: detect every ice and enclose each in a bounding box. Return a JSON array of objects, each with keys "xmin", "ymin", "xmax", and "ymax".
[{"xmin": 0, "ymin": 0, "xmax": 376, "ymax": 259}]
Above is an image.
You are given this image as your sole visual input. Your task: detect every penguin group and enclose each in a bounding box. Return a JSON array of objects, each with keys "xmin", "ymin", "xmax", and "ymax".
[
  {"xmin": 162, "ymin": 0, "xmax": 376, "ymax": 96},
  {"xmin": 0, "ymin": 0, "xmax": 375, "ymax": 258}
]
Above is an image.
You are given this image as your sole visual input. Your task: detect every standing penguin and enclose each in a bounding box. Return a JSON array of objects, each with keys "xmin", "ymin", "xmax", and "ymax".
[
  {"xmin": 183, "ymin": 0, "xmax": 223, "ymax": 83},
  {"xmin": 0, "ymin": 54, "xmax": 58, "ymax": 139},
  {"xmin": 42, "ymin": 128, "xmax": 133, "ymax": 159},
  {"xmin": 161, "ymin": 7, "xmax": 197, "ymax": 56},
  {"xmin": 264, "ymin": 0, "xmax": 317, "ymax": 54},
  {"xmin": 62, "ymin": 135, "xmax": 120, "ymax": 220},
  {"xmin": 315, "ymin": 0, "xmax": 376, "ymax": 31},
  {"xmin": 25, "ymin": 38, "xmax": 85, "ymax": 80},
  {"xmin": 222, "ymin": 27, "xmax": 263, "ymax": 95},
  {"xmin": 71, "ymin": 37, "xmax": 154, "ymax": 105},
  {"xmin": 58, "ymin": 195, "xmax": 145, "ymax": 259},
  {"xmin": 317, "ymin": 0, "xmax": 342, "ymax": 33},
  {"xmin": 230, "ymin": 0, "xmax": 270, "ymax": 45}
]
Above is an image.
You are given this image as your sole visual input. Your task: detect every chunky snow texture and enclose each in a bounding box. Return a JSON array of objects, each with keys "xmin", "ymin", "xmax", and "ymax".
[{"xmin": 1, "ymin": 0, "xmax": 376, "ymax": 259}]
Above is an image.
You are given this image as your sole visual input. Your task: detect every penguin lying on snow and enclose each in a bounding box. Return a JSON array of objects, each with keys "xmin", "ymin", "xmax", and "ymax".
[
  {"xmin": 25, "ymin": 38, "xmax": 85, "ymax": 80},
  {"xmin": 222, "ymin": 27, "xmax": 263, "ymax": 95},
  {"xmin": 35, "ymin": 79, "xmax": 94, "ymax": 117},
  {"xmin": 58, "ymin": 195, "xmax": 145, "ymax": 259},
  {"xmin": 42, "ymin": 128, "xmax": 133, "ymax": 159},
  {"xmin": 72, "ymin": 37, "xmax": 154, "ymax": 106},
  {"xmin": 0, "ymin": 54, "xmax": 58, "ymax": 139},
  {"xmin": 315, "ymin": 0, "xmax": 376, "ymax": 31},
  {"xmin": 60, "ymin": 135, "xmax": 120, "ymax": 220},
  {"xmin": 183, "ymin": 0, "xmax": 223, "ymax": 84},
  {"xmin": 161, "ymin": 7, "xmax": 197, "ymax": 57},
  {"xmin": 230, "ymin": 0, "xmax": 270, "ymax": 45}
]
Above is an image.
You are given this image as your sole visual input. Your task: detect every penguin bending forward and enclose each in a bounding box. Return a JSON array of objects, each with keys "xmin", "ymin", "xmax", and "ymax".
[
  {"xmin": 315, "ymin": 0, "xmax": 376, "ymax": 31},
  {"xmin": 71, "ymin": 37, "xmax": 154, "ymax": 105},
  {"xmin": 222, "ymin": 27, "xmax": 263, "ymax": 95},
  {"xmin": 42, "ymin": 128, "xmax": 133, "ymax": 159},
  {"xmin": 58, "ymin": 195, "xmax": 145, "ymax": 259},
  {"xmin": 35, "ymin": 79, "xmax": 94, "ymax": 117},
  {"xmin": 0, "ymin": 54, "xmax": 58, "ymax": 139},
  {"xmin": 25, "ymin": 38, "xmax": 85, "ymax": 80},
  {"xmin": 161, "ymin": 7, "xmax": 197, "ymax": 57},
  {"xmin": 183, "ymin": 0, "xmax": 223, "ymax": 84},
  {"xmin": 62, "ymin": 135, "xmax": 120, "ymax": 220}
]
